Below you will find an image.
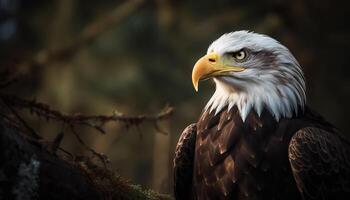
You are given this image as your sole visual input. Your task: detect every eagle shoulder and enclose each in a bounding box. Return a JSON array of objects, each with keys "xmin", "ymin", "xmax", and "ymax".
[
  {"xmin": 174, "ymin": 123, "xmax": 197, "ymax": 200},
  {"xmin": 288, "ymin": 127, "xmax": 350, "ymax": 200}
]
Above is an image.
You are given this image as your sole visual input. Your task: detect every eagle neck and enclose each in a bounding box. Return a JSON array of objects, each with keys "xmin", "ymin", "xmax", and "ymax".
[{"xmin": 205, "ymin": 78, "xmax": 305, "ymax": 122}]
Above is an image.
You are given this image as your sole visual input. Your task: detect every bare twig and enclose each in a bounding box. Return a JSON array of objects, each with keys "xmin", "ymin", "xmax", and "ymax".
[
  {"xmin": 0, "ymin": 94, "xmax": 174, "ymax": 134},
  {"xmin": 154, "ymin": 121, "xmax": 168, "ymax": 135},
  {"xmin": 0, "ymin": 98, "xmax": 41, "ymax": 139},
  {"xmin": 0, "ymin": 87, "xmax": 173, "ymax": 171},
  {"xmin": 70, "ymin": 125, "xmax": 110, "ymax": 168},
  {"xmin": 49, "ymin": 131, "xmax": 65, "ymax": 153},
  {"xmin": 58, "ymin": 147, "xmax": 75, "ymax": 159}
]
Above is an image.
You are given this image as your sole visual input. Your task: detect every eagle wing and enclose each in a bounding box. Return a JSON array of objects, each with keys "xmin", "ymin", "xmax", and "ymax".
[
  {"xmin": 288, "ymin": 127, "xmax": 350, "ymax": 200},
  {"xmin": 173, "ymin": 123, "xmax": 197, "ymax": 200}
]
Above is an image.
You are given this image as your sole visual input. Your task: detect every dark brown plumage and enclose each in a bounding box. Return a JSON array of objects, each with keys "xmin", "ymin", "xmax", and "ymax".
[{"xmin": 174, "ymin": 106, "xmax": 350, "ymax": 200}]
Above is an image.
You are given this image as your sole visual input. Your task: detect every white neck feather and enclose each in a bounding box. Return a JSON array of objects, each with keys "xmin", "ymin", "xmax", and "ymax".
[{"xmin": 205, "ymin": 77, "xmax": 305, "ymax": 122}]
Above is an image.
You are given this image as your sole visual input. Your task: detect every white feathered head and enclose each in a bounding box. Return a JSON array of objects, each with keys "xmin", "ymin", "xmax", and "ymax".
[{"xmin": 192, "ymin": 31, "xmax": 306, "ymax": 121}]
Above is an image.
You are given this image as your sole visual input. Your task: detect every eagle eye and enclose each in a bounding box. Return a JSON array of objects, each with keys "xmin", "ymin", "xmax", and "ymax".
[{"xmin": 229, "ymin": 49, "xmax": 247, "ymax": 62}]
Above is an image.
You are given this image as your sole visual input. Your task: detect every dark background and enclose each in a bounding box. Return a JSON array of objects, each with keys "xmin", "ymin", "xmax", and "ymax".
[{"xmin": 1, "ymin": 0, "xmax": 349, "ymax": 195}]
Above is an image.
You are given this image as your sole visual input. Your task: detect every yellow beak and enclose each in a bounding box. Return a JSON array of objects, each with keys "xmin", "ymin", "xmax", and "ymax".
[{"xmin": 192, "ymin": 53, "xmax": 245, "ymax": 91}]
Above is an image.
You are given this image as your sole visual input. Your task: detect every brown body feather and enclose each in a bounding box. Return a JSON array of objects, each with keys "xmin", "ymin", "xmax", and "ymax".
[{"xmin": 174, "ymin": 106, "xmax": 350, "ymax": 200}]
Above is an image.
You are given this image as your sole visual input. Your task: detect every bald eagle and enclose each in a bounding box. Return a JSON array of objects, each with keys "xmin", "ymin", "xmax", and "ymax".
[{"xmin": 174, "ymin": 31, "xmax": 350, "ymax": 200}]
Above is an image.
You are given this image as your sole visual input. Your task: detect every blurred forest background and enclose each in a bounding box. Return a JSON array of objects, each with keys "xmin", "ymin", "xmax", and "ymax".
[{"xmin": 0, "ymin": 0, "xmax": 349, "ymax": 196}]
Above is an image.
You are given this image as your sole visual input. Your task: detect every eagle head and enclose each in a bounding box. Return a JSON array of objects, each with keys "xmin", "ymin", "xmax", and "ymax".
[{"xmin": 192, "ymin": 31, "xmax": 306, "ymax": 121}]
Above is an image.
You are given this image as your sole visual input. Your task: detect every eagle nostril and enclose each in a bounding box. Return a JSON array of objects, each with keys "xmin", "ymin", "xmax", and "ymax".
[{"xmin": 208, "ymin": 58, "xmax": 216, "ymax": 63}]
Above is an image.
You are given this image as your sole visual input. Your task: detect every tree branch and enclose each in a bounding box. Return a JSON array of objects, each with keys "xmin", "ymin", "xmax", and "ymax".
[{"xmin": 0, "ymin": 94, "xmax": 174, "ymax": 134}]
